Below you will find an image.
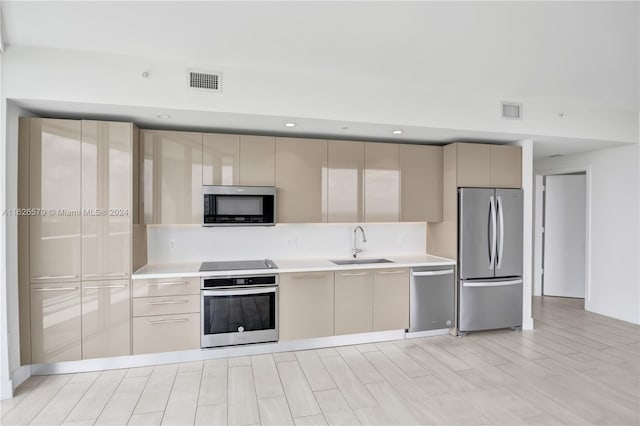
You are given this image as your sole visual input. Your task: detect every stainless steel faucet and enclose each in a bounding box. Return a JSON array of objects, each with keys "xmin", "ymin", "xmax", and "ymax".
[{"xmin": 352, "ymin": 225, "xmax": 367, "ymax": 258}]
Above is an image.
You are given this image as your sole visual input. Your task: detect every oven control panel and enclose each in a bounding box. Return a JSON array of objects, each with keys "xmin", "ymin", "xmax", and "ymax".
[{"xmin": 201, "ymin": 274, "xmax": 278, "ymax": 289}]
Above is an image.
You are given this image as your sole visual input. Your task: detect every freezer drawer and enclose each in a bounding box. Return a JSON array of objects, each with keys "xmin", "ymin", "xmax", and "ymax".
[
  {"xmin": 410, "ymin": 267, "xmax": 455, "ymax": 332},
  {"xmin": 458, "ymin": 278, "xmax": 522, "ymax": 332}
]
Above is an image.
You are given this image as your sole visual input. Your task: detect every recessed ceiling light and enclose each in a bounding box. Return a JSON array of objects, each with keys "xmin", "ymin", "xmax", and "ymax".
[
  {"xmin": 285, "ymin": 122, "xmax": 296, "ymax": 127},
  {"xmin": 156, "ymin": 114, "xmax": 171, "ymax": 119},
  {"xmin": 392, "ymin": 130, "xmax": 403, "ymax": 135}
]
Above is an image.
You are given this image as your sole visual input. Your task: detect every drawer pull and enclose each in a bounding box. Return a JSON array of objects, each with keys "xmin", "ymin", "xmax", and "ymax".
[
  {"xmin": 340, "ymin": 272, "xmax": 369, "ymax": 277},
  {"xmin": 32, "ymin": 275, "xmax": 79, "ymax": 280},
  {"xmin": 146, "ymin": 299, "xmax": 188, "ymax": 305},
  {"xmin": 84, "ymin": 273, "xmax": 128, "ymax": 278},
  {"xmin": 83, "ymin": 284, "xmax": 128, "ymax": 289},
  {"xmin": 292, "ymin": 274, "xmax": 326, "ymax": 279},
  {"xmin": 32, "ymin": 287, "xmax": 79, "ymax": 292},
  {"xmin": 146, "ymin": 281, "xmax": 187, "ymax": 287},
  {"xmin": 377, "ymin": 270, "xmax": 406, "ymax": 275},
  {"xmin": 147, "ymin": 318, "xmax": 189, "ymax": 325}
]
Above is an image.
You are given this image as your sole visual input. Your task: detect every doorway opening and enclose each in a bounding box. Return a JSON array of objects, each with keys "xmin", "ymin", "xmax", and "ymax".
[{"xmin": 539, "ymin": 171, "xmax": 588, "ymax": 307}]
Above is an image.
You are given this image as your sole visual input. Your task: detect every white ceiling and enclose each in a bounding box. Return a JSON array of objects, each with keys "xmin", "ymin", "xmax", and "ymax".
[{"xmin": 2, "ymin": 1, "xmax": 639, "ymax": 158}]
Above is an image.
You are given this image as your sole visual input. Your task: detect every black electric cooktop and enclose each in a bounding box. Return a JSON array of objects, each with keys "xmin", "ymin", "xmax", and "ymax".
[{"xmin": 199, "ymin": 259, "xmax": 277, "ymax": 272}]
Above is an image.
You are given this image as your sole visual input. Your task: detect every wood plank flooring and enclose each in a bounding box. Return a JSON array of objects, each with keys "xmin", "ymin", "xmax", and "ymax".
[{"xmin": 2, "ymin": 296, "xmax": 638, "ymax": 425}]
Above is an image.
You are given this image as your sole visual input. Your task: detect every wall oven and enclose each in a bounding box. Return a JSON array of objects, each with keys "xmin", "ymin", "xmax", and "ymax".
[
  {"xmin": 203, "ymin": 185, "xmax": 276, "ymax": 226},
  {"xmin": 201, "ymin": 274, "xmax": 278, "ymax": 348}
]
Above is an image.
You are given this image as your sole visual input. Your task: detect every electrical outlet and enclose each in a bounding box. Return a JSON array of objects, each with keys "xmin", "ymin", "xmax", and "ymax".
[
  {"xmin": 169, "ymin": 240, "xmax": 175, "ymax": 249},
  {"xmin": 287, "ymin": 238, "xmax": 298, "ymax": 248}
]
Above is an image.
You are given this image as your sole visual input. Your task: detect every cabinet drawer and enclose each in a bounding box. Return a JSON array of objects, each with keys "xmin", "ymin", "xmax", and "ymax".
[
  {"xmin": 133, "ymin": 295, "xmax": 200, "ymax": 317},
  {"xmin": 132, "ymin": 277, "xmax": 199, "ymax": 297},
  {"xmin": 132, "ymin": 313, "xmax": 200, "ymax": 354}
]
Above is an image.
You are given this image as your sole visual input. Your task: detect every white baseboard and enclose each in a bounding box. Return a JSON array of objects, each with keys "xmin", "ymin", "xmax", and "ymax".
[
  {"xmin": 1, "ymin": 379, "xmax": 13, "ymax": 400},
  {"xmin": 30, "ymin": 329, "xmax": 407, "ymax": 376},
  {"xmin": 12, "ymin": 365, "xmax": 31, "ymax": 390},
  {"xmin": 522, "ymin": 316, "xmax": 534, "ymax": 330}
]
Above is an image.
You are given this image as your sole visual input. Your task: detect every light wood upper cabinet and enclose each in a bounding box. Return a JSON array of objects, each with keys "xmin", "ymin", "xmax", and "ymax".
[
  {"xmin": 81, "ymin": 121, "xmax": 132, "ymax": 280},
  {"xmin": 29, "ymin": 119, "xmax": 82, "ymax": 283},
  {"xmin": 30, "ymin": 283, "xmax": 81, "ymax": 363},
  {"xmin": 240, "ymin": 135, "xmax": 276, "ymax": 186},
  {"xmin": 81, "ymin": 280, "xmax": 131, "ymax": 359},
  {"xmin": 203, "ymin": 133, "xmax": 240, "ymax": 185},
  {"xmin": 132, "ymin": 313, "xmax": 200, "ymax": 355},
  {"xmin": 334, "ymin": 270, "xmax": 373, "ymax": 335},
  {"xmin": 399, "ymin": 144, "xmax": 443, "ymax": 222},
  {"xmin": 141, "ymin": 130, "xmax": 203, "ymax": 224},
  {"xmin": 328, "ymin": 141, "xmax": 364, "ymax": 223},
  {"xmin": 279, "ymin": 272, "xmax": 334, "ymax": 340},
  {"xmin": 490, "ymin": 145, "xmax": 522, "ymax": 188},
  {"xmin": 364, "ymin": 143, "xmax": 400, "ymax": 222},
  {"xmin": 372, "ymin": 269, "xmax": 409, "ymax": 331},
  {"xmin": 275, "ymin": 137, "xmax": 328, "ymax": 223},
  {"xmin": 456, "ymin": 143, "xmax": 521, "ymax": 188},
  {"xmin": 457, "ymin": 143, "xmax": 492, "ymax": 188}
]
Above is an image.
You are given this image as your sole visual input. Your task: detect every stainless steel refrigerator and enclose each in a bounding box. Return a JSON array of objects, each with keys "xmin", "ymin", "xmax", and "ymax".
[{"xmin": 458, "ymin": 188, "xmax": 523, "ymax": 335}]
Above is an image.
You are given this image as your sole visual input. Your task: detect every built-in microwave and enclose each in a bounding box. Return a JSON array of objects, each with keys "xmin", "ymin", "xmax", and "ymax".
[{"xmin": 202, "ymin": 185, "xmax": 276, "ymax": 226}]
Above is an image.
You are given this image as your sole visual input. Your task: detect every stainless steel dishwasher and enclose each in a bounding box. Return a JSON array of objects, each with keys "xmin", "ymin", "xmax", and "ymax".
[{"xmin": 409, "ymin": 266, "xmax": 455, "ymax": 332}]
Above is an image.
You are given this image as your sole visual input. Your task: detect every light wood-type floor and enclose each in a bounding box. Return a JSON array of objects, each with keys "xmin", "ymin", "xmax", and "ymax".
[{"xmin": 2, "ymin": 296, "xmax": 639, "ymax": 425}]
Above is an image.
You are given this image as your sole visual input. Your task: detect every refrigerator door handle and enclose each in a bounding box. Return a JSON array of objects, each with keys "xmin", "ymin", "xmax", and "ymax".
[
  {"xmin": 462, "ymin": 279, "xmax": 523, "ymax": 287},
  {"xmin": 497, "ymin": 195, "xmax": 505, "ymax": 269},
  {"xmin": 489, "ymin": 195, "xmax": 497, "ymax": 268}
]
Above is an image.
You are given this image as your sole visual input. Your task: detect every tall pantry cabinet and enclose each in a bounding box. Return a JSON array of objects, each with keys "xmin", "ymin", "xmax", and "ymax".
[{"xmin": 19, "ymin": 118, "xmax": 137, "ymax": 364}]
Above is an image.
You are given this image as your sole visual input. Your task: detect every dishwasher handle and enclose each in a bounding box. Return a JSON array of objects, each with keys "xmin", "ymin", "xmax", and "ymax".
[{"xmin": 412, "ymin": 269, "xmax": 454, "ymax": 277}]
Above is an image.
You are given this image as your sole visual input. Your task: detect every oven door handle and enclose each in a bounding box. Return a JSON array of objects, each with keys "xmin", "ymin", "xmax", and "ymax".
[{"xmin": 202, "ymin": 286, "xmax": 278, "ymax": 297}]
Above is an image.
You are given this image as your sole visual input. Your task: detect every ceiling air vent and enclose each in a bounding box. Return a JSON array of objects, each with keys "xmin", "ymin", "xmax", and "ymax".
[
  {"xmin": 187, "ymin": 69, "xmax": 222, "ymax": 92},
  {"xmin": 501, "ymin": 102, "xmax": 522, "ymax": 120}
]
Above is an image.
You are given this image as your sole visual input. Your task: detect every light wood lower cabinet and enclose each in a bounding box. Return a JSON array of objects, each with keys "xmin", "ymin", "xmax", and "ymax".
[
  {"xmin": 335, "ymin": 268, "xmax": 409, "ymax": 335},
  {"xmin": 81, "ymin": 280, "xmax": 131, "ymax": 359},
  {"xmin": 30, "ymin": 283, "xmax": 82, "ymax": 363},
  {"xmin": 132, "ymin": 277, "xmax": 200, "ymax": 298},
  {"xmin": 279, "ymin": 272, "xmax": 334, "ymax": 340},
  {"xmin": 133, "ymin": 294, "xmax": 200, "ymax": 317},
  {"xmin": 132, "ymin": 313, "xmax": 200, "ymax": 355},
  {"xmin": 372, "ymin": 269, "xmax": 409, "ymax": 331},
  {"xmin": 334, "ymin": 270, "xmax": 373, "ymax": 335},
  {"xmin": 131, "ymin": 276, "xmax": 200, "ymax": 355}
]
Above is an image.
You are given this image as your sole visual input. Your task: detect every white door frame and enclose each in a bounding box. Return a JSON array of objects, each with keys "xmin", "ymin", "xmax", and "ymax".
[{"xmin": 533, "ymin": 166, "xmax": 591, "ymax": 309}]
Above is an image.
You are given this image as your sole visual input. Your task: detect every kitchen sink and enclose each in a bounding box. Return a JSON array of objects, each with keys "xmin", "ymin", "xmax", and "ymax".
[{"xmin": 330, "ymin": 258, "xmax": 394, "ymax": 265}]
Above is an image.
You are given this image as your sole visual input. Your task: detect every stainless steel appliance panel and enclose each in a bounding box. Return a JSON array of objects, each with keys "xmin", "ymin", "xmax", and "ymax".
[
  {"xmin": 201, "ymin": 286, "xmax": 278, "ymax": 348},
  {"xmin": 458, "ymin": 278, "xmax": 522, "ymax": 332},
  {"xmin": 410, "ymin": 267, "xmax": 455, "ymax": 332},
  {"xmin": 202, "ymin": 185, "xmax": 276, "ymax": 226},
  {"xmin": 495, "ymin": 189, "xmax": 523, "ymax": 278},
  {"xmin": 459, "ymin": 188, "xmax": 496, "ymax": 279}
]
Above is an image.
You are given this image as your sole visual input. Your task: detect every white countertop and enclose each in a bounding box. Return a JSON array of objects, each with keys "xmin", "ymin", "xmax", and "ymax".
[{"xmin": 132, "ymin": 254, "xmax": 455, "ymax": 279}]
